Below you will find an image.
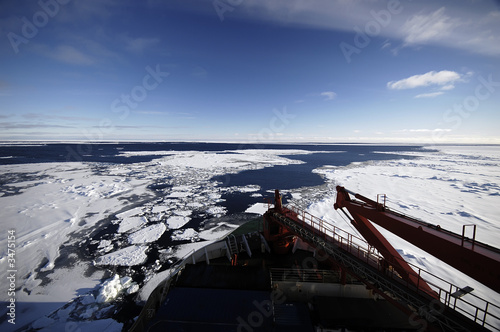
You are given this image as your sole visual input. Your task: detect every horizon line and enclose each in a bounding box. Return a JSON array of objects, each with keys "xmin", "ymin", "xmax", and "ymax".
[{"xmin": 1, "ymin": 139, "xmax": 500, "ymax": 146}]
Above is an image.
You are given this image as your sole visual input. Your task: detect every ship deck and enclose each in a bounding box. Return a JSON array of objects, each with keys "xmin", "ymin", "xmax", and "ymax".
[{"xmin": 143, "ymin": 226, "xmax": 419, "ymax": 331}]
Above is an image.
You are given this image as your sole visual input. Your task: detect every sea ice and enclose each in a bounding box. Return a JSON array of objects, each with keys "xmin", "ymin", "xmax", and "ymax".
[
  {"xmin": 35, "ymin": 318, "xmax": 122, "ymax": 332},
  {"xmin": 126, "ymin": 284, "xmax": 140, "ymax": 295},
  {"xmin": 116, "ymin": 207, "xmax": 143, "ymax": 219},
  {"xmin": 31, "ymin": 316, "xmax": 56, "ymax": 330},
  {"xmin": 186, "ymin": 201, "xmax": 204, "ymax": 208},
  {"xmin": 96, "ymin": 274, "xmax": 138, "ymax": 303},
  {"xmin": 302, "ymin": 145, "xmax": 500, "ymax": 312},
  {"xmin": 205, "ymin": 205, "xmax": 227, "ymax": 217},
  {"xmin": 245, "ymin": 202, "xmax": 269, "ymax": 215},
  {"xmin": 167, "ymin": 191, "xmax": 191, "ymax": 198},
  {"xmin": 81, "ymin": 294, "xmax": 96, "ymax": 305},
  {"xmin": 94, "ymin": 245, "xmax": 148, "ymax": 266},
  {"xmin": 0, "ymin": 148, "xmax": 315, "ymax": 329},
  {"xmin": 233, "ymin": 185, "xmax": 260, "ymax": 192},
  {"xmin": 117, "ymin": 216, "xmax": 148, "ymax": 233},
  {"xmin": 151, "ymin": 205, "xmax": 170, "ymax": 213},
  {"xmin": 128, "ymin": 223, "xmax": 167, "ymax": 244},
  {"xmin": 2, "ymin": 145, "xmax": 499, "ymax": 330},
  {"xmin": 166, "ymin": 215, "xmax": 191, "ymax": 229},
  {"xmin": 198, "ymin": 223, "xmax": 238, "ymax": 241},
  {"xmin": 97, "ymin": 239, "xmax": 114, "ymax": 253},
  {"xmin": 61, "ymin": 180, "xmax": 132, "ymax": 199},
  {"xmin": 173, "ymin": 209, "xmax": 192, "ymax": 217},
  {"xmin": 98, "ymin": 239, "xmax": 112, "ymax": 249},
  {"xmin": 96, "ymin": 275, "xmax": 121, "ymax": 303},
  {"xmin": 171, "ymin": 228, "xmax": 199, "ymax": 242}
]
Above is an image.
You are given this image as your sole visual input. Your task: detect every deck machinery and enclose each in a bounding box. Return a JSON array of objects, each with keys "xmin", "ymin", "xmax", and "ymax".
[{"xmin": 263, "ymin": 187, "xmax": 500, "ymax": 331}]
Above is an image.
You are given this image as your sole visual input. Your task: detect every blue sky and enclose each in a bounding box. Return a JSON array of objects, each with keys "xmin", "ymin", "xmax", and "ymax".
[{"xmin": 0, "ymin": 0, "xmax": 499, "ymax": 143}]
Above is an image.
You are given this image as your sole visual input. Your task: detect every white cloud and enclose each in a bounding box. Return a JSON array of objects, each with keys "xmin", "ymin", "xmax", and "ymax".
[
  {"xmin": 34, "ymin": 44, "xmax": 94, "ymax": 65},
  {"xmin": 320, "ymin": 91, "xmax": 337, "ymax": 100},
  {"xmin": 124, "ymin": 37, "xmax": 160, "ymax": 53},
  {"xmin": 414, "ymin": 91, "xmax": 444, "ymax": 98},
  {"xmin": 396, "ymin": 128, "xmax": 453, "ymax": 134},
  {"xmin": 401, "ymin": 7, "xmax": 459, "ymax": 45},
  {"xmin": 398, "ymin": 6, "xmax": 500, "ymax": 56},
  {"xmin": 440, "ymin": 84, "xmax": 455, "ymax": 91},
  {"xmin": 133, "ymin": 111, "xmax": 168, "ymax": 115},
  {"xmin": 201, "ymin": 1, "xmax": 500, "ymax": 57},
  {"xmin": 407, "ymin": 128, "xmax": 452, "ymax": 132},
  {"xmin": 55, "ymin": 45, "xmax": 95, "ymax": 65},
  {"xmin": 381, "ymin": 40, "xmax": 391, "ymax": 50},
  {"xmin": 387, "ymin": 70, "xmax": 461, "ymax": 90}
]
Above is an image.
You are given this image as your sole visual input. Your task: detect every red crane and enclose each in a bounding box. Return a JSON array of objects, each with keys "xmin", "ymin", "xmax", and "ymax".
[
  {"xmin": 334, "ymin": 185, "xmax": 500, "ymax": 294},
  {"xmin": 263, "ymin": 188, "xmax": 500, "ymax": 330}
]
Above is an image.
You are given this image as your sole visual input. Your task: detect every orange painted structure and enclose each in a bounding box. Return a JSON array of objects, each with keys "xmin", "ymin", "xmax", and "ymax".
[
  {"xmin": 263, "ymin": 188, "xmax": 500, "ymax": 331},
  {"xmin": 334, "ymin": 185, "xmax": 500, "ymax": 294}
]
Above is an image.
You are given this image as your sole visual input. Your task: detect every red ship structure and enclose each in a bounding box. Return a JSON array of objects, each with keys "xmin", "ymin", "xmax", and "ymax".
[{"xmin": 131, "ymin": 187, "xmax": 500, "ymax": 331}]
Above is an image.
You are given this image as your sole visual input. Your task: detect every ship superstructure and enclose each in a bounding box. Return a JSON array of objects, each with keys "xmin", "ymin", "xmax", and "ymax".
[{"xmin": 129, "ymin": 188, "xmax": 500, "ymax": 331}]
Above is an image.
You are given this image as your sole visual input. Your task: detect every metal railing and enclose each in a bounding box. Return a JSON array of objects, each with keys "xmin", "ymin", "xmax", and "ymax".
[
  {"xmin": 380, "ymin": 202, "xmax": 500, "ymax": 253},
  {"xmin": 271, "ymin": 268, "xmax": 340, "ymax": 284},
  {"xmin": 278, "ymin": 204, "xmax": 500, "ymax": 331}
]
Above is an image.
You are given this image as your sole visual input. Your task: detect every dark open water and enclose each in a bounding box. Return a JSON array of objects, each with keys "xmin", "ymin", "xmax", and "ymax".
[
  {"xmin": 0, "ymin": 142, "xmax": 424, "ymax": 186},
  {"xmin": 0, "ymin": 143, "xmax": 427, "ymax": 246}
]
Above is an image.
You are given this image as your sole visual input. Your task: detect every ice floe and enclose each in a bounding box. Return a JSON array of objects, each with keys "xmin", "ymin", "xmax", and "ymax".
[
  {"xmin": 166, "ymin": 215, "xmax": 191, "ymax": 229},
  {"xmin": 96, "ymin": 275, "xmax": 139, "ymax": 303},
  {"xmin": 94, "ymin": 245, "xmax": 148, "ymax": 266},
  {"xmin": 245, "ymin": 202, "xmax": 269, "ymax": 215},
  {"xmin": 116, "ymin": 207, "xmax": 143, "ymax": 219},
  {"xmin": 128, "ymin": 223, "xmax": 166, "ymax": 244},
  {"xmin": 27, "ymin": 273, "xmax": 136, "ymax": 332},
  {"xmin": 167, "ymin": 191, "xmax": 191, "ymax": 198},
  {"xmin": 171, "ymin": 228, "xmax": 199, "ymax": 242},
  {"xmin": 205, "ymin": 205, "xmax": 227, "ymax": 217},
  {"xmin": 117, "ymin": 216, "xmax": 148, "ymax": 233},
  {"xmin": 98, "ymin": 239, "xmax": 112, "ymax": 249}
]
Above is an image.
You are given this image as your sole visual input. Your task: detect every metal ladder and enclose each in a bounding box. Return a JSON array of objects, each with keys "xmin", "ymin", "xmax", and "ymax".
[{"xmin": 226, "ymin": 234, "xmax": 239, "ymax": 263}]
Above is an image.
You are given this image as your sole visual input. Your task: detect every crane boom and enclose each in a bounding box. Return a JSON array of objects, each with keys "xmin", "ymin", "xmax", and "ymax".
[{"xmin": 334, "ymin": 185, "xmax": 500, "ymax": 294}]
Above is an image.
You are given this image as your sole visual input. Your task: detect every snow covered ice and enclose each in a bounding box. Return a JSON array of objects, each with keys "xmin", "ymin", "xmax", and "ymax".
[
  {"xmin": 128, "ymin": 224, "xmax": 166, "ymax": 244},
  {"xmin": 0, "ymin": 148, "xmax": 317, "ymax": 330},
  {"xmin": 298, "ymin": 145, "xmax": 500, "ymax": 324},
  {"xmin": 0, "ymin": 145, "xmax": 499, "ymax": 330},
  {"xmin": 94, "ymin": 245, "xmax": 149, "ymax": 266}
]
